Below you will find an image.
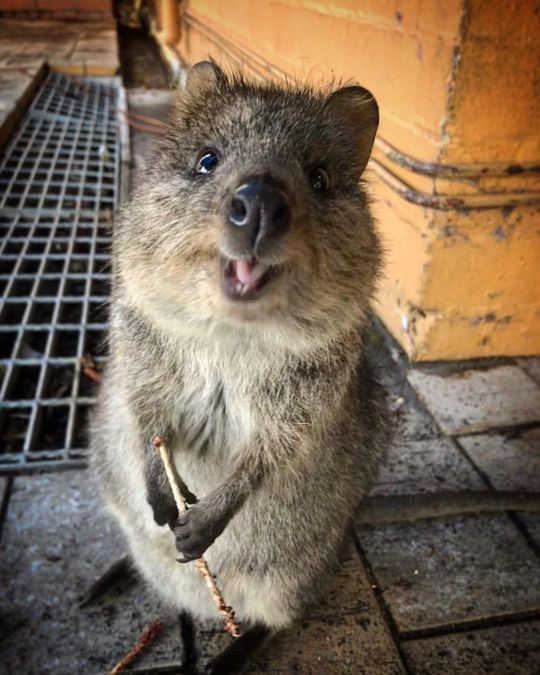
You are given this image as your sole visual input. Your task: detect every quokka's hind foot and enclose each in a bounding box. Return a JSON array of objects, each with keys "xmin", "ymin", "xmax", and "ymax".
[
  {"xmin": 179, "ymin": 610, "xmax": 200, "ymax": 675},
  {"xmin": 204, "ymin": 624, "xmax": 274, "ymax": 675},
  {"xmin": 78, "ymin": 553, "xmax": 136, "ymax": 607}
]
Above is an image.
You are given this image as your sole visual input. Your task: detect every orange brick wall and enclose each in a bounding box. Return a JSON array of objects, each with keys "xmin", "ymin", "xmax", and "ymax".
[
  {"xmin": 7, "ymin": 0, "xmax": 535, "ymax": 361},
  {"xmin": 0, "ymin": 0, "xmax": 113, "ymax": 20}
]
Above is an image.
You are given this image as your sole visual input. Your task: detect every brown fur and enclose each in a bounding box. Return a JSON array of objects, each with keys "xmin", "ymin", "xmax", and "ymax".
[{"xmin": 91, "ymin": 62, "xmax": 390, "ymax": 670}]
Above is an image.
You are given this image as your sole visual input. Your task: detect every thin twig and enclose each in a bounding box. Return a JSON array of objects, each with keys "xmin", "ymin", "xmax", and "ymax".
[
  {"xmin": 80, "ymin": 354, "xmax": 103, "ymax": 383},
  {"xmin": 108, "ymin": 620, "xmax": 164, "ymax": 675},
  {"xmin": 121, "ymin": 110, "xmax": 168, "ymax": 135},
  {"xmin": 127, "ymin": 118, "xmax": 167, "ymax": 135},
  {"xmin": 194, "ymin": 558, "xmax": 241, "ymax": 637},
  {"xmin": 152, "ymin": 436, "xmax": 241, "ymax": 638},
  {"xmin": 129, "ymin": 110, "xmax": 168, "ymax": 127}
]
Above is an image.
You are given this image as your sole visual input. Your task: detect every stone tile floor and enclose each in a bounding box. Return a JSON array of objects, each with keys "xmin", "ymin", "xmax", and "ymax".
[
  {"xmin": 0, "ymin": 24, "xmax": 539, "ymax": 673},
  {"xmin": 1, "ymin": 314, "xmax": 539, "ymax": 673},
  {"xmin": 0, "ymin": 17, "xmax": 118, "ymax": 148}
]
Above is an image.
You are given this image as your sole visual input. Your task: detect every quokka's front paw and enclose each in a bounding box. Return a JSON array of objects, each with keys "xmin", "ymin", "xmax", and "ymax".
[{"xmin": 172, "ymin": 500, "xmax": 229, "ymax": 562}]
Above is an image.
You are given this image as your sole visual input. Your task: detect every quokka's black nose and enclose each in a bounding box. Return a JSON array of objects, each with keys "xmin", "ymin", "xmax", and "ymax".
[{"xmin": 227, "ymin": 176, "xmax": 290, "ymax": 254}]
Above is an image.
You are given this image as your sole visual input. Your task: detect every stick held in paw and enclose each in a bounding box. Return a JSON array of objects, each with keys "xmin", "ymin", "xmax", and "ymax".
[{"xmin": 152, "ymin": 435, "xmax": 241, "ymax": 638}]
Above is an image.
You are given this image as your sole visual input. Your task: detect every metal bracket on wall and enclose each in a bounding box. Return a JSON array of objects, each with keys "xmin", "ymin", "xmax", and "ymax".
[{"xmin": 0, "ymin": 70, "xmax": 128, "ymax": 474}]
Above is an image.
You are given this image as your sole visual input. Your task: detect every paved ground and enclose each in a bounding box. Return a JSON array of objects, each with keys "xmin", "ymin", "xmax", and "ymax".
[
  {"xmin": 0, "ymin": 17, "xmax": 118, "ymax": 149},
  {"xmin": 1, "ymin": 16, "xmax": 540, "ymax": 675},
  {"xmin": 1, "ymin": 320, "xmax": 539, "ymax": 674}
]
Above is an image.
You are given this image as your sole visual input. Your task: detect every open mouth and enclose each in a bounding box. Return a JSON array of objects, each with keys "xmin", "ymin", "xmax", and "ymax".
[{"xmin": 220, "ymin": 256, "xmax": 279, "ymax": 301}]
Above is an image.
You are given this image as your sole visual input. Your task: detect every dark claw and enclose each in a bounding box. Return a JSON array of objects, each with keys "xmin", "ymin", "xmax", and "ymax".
[
  {"xmin": 204, "ymin": 624, "xmax": 272, "ymax": 674},
  {"xmin": 177, "ymin": 551, "xmax": 199, "ymax": 563}
]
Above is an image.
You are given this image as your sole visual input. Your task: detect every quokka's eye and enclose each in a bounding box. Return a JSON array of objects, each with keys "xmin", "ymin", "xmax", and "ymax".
[
  {"xmin": 309, "ymin": 167, "xmax": 330, "ymax": 193},
  {"xmin": 196, "ymin": 150, "xmax": 219, "ymax": 175}
]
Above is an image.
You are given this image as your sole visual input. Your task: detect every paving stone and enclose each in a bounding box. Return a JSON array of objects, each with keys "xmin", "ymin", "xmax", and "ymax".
[
  {"xmin": 0, "ymin": 66, "xmax": 41, "ymax": 146},
  {"xmin": 402, "ymin": 621, "xmax": 540, "ymax": 674},
  {"xmin": 517, "ymin": 356, "xmax": 540, "ymax": 384},
  {"xmin": 246, "ymin": 616, "xmax": 405, "ymax": 675},
  {"xmin": 0, "ymin": 19, "xmax": 118, "ymax": 79},
  {"xmin": 408, "ymin": 365, "xmax": 540, "ymax": 435},
  {"xmin": 0, "ymin": 471, "xmax": 405, "ymax": 674},
  {"xmin": 365, "ymin": 318, "xmax": 440, "ymax": 443},
  {"xmin": 198, "ymin": 544, "xmax": 405, "ymax": 674},
  {"xmin": 0, "ymin": 471, "xmax": 183, "ymax": 675},
  {"xmin": 0, "ymin": 475, "xmax": 9, "ymax": 540},
  {"xmin": 458, "ymin": 427, "xmax": 540, "ymax": 492},
  {"xmin": 388, "ymin": 393, "xmax": 440, "ymax": 442},
  {"xmin": 0, "ymin": 19, "xmax": 119, "ymax": 146},
  {"xmin": 0, "ymin": 476, "xmax": 7, "ymax": 505},
  {"xmin": 520, "ymin": 514, "xmax": 540, "ymax": 549},
  {"xmin": 371, "ymin": 437, "xmax": 485, "ymax": 497},
  {"xmin": 356, "ymin": 515, "xmax": 540, "ymax": 632}
]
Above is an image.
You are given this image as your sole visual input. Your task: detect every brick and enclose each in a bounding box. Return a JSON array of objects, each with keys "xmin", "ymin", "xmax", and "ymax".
[
  {"xmin": 458, "ymin": 427, "xmax": 540, "ymax": 492},
  {"xmin": 389, "ymin": 393, "xmax": 440, "ymax": 442},
  {"xmin": 371, "ymin": 437, "xmax": 485, "ymax": 497},
  {"xmin": 517, "ymin": 357, "xmax": 540, "ymax": 384},
  {"xmin": 520, "ymin": 514, "xmax": 540, "ymax": 549},
  {"xmin": 197, "ymin": 544, "xmax": 405, "ymax": 673},
  {"xmin": 199, "ymin": 615, "xmax": 406, "ymax": 675},
  {"xmin": 0, "ymin": 1, "xmax": 35, "ymax": 9},
  {"xmin": 81, "ymin": 10, "xmax": 105, "ymax": 21},
  {"xmin": 0, "ymin": 470, "xmax": 405, "ymax": 674},
  {"xmin": 366, "ymin": 334, "xmax": 440, "ymax": 443},
  {"xmin": 75, "ymin": 0, "xmax": 111, "ymax": 10},
  {"xmin": 74, "ymin": 36, "xmax": 117, "ymax": 52},
  {"xmin": 52, "ymin": 58, "xmax": 118, "ymax": 76},
  {"xmin": 0, "ymin": 476, "xmax": 8, "ymax": 510},
  {"xmin": 41, "ymin": 0, "xmax": 107, "ymax": 13},
  {"xmin": 5, "ymin": 52, "xmax": 44, "ymax": 67},
  {"xmin": 46, "ymin": 9, "xmax": 76, "ymax": 19},
  {"xmin": 356, "ymin": 515, "xmax": 540, "ymax": 632},
  {"xmin": 408, "ymin": 365, "xmax": 540, "ymax": 435},
  {"xmin": 309, "ymin": 544, "xmax": 394, "ymax": 621},
  {"xmin": 34, "ymin": 0, "xmax": 71, "ymax": 10},
  {"xmin": 0, "ymin": 472, "xmax": 183, "ymax": 674},
  {"xmin": 403, "ymin": 622, "xmax": 540, "ymax": 675},
  {"xmin": 248, "ymin": 616, "xmax": 405, "ymax": 674},
  {"xmin": 0, "ymin": 66, "xmax": 41, "ymax": 149}
]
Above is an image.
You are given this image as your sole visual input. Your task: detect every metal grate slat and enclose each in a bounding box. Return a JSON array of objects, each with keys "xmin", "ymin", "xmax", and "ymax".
[{"xmin": 0, "ymin": 71, "xmax": 123, "ymax": 473}]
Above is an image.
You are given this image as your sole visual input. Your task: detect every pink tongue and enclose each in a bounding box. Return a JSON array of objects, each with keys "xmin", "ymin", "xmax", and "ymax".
[
  {"xmin": 235, "ymin": 259, "xmax": 265, "ymax": 286},
  {"xmin": 235, "ymin": 259, "xmax": 254, "ymax": 285}
]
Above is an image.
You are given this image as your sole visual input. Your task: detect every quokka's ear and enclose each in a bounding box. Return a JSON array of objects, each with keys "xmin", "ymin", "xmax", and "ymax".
[
  {"xmin": 184, "ymin": 60, "xmax": 224, "ymax": 95},
  {"xmin": 325, "ymin": 86, "xmax": 379, "ymax": 176}
]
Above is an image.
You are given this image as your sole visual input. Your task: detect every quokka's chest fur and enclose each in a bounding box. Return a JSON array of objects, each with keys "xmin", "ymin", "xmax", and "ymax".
[
  {"xmin": 166, "ymin": 364, "xmax": 259, "ymax": 459},
  {"xmin": 118, "ymin": 305, "xmax": 357, "ymax": 468}
]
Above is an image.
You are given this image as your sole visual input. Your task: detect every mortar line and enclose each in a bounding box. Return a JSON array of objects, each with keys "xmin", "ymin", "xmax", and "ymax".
[
  {"xmin": 399, "ymin": 607, "xmax": 540, "ymax": 641},
  {"xmin": 408, "ymin": 379, "xmax": 540, "ymax": 562},
  {"xmin": 454, "ymin": 437, "xmax": 540, "ymax": 562},
  {"xmin": 352, "ymin": 531, "xmax": 414, "ymax": 675},
  {"xmin": 373, "ymin": 316, "xmax": 540, "ymax": 563},
  {"xmin": 0, "ymin": 476, "xmax": 14, "ymax": 546}
]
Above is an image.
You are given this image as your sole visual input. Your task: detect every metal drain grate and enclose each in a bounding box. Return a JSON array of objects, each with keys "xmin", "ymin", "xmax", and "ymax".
[
  {"xmin": 0, "ymin": 73, "xmax": 120, "ymax": 216},
  {"xmin": 0, "ymin": 71, "xmax": 125, "ymax": 473}
]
